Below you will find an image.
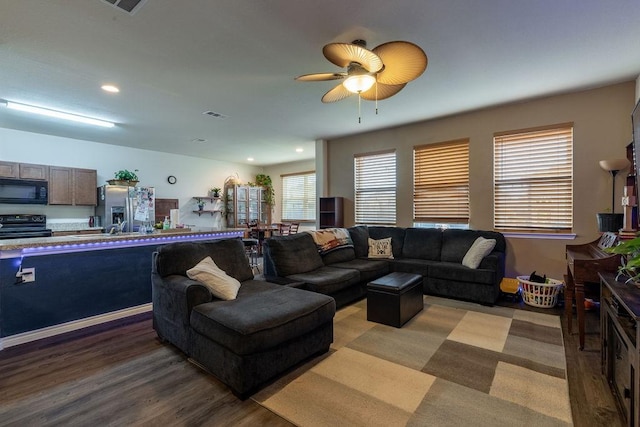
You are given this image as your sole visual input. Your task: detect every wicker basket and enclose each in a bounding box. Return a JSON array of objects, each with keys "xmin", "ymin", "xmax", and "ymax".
[{"xmin": 517, "ymin": 275, "xmax": 564, "ymax": 308}]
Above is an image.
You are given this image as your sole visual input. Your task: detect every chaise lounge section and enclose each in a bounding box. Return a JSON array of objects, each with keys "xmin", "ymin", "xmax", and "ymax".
[{"xmin": 151, "ymin": 238, "xmax": 336, "ymax": 398}]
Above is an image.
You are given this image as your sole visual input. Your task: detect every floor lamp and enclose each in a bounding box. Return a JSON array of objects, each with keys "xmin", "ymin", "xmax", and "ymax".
[{"xmin": 598, "ymin": 158, "xmax": 630, "ymax": 232}]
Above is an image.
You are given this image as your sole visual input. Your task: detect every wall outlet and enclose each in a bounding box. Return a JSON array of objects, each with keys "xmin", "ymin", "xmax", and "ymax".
[{"xmin": 21, "ymin": 267, "xmax": 35, "ymax": 283}]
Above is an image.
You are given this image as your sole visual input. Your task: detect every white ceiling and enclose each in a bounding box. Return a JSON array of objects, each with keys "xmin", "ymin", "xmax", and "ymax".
[{"xmin": 1, "ymin": 1, "xmax": 639, "ymax": 166}]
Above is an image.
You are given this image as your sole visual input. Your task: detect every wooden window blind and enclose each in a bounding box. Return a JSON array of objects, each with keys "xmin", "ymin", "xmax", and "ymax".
[
  {"xmin": 413, "ymin": 139, "xmax": 469, "ymax": 224},
  {"xmin": 354, "ymin": 150, "xmax": 396, "ymax": 225},
  {"xmin": 493, "ymin": 124, "xmax": 573, "ymax": 232},
  {"xmin": 281, "ymin": 172, "xmax": 316, "ymax": 221}
]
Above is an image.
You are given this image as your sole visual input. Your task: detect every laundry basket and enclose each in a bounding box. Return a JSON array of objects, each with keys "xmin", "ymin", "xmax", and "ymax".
[{"xmin": 517, "ymin": 275, "xmax": 564, "ymax": 308}]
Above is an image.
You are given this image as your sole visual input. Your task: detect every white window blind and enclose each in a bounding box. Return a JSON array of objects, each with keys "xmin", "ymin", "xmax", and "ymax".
[
  {"xmin": 414, "ymin": 139, "xmax": 469, "ymax": 224},
  {"xmin": 281, "ymin": 172, "xmax": 316, "ymax": 221},
  {"xmin": 494, "ymin": 124, "xmax": 573, "ymax": 232},
  {"xmin": 354, "ymin": 151, "xmax": 396, "ymax": 225}
]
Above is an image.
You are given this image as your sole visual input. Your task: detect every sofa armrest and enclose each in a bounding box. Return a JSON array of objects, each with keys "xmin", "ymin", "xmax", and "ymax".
[
  {"xmin": 478, "ymin": 252, "xmax": 505, "ymax": 283},
  {"xmin": 152, "ymin": 272, "xmax": 211, "ymax": 334}
]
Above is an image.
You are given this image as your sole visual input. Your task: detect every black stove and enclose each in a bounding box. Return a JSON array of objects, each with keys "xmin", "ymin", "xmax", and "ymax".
[{"xmin": 0, "ymin": 214, "xmax": 52, "ymax": 239}]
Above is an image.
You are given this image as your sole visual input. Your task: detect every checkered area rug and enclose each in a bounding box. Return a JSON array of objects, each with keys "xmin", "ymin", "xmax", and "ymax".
[{"xmin": 253, "ymin": 296, "xmax": 572, "ymax": 427}]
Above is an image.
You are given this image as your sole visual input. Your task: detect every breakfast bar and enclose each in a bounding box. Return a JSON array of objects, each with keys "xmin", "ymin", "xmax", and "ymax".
[{"xmin": 0, "ymin": 229, "xmax": 243, "ymax": 349}]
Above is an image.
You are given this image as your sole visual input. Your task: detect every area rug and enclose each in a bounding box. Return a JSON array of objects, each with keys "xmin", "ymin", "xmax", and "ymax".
[{"xmin": 252, "ymin": 296, "xmax": 572, "ymax": 427}]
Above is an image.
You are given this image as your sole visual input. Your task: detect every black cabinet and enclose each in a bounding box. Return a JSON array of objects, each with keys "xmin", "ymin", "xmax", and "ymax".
[{"xmin": 319, "ymin": 197, "xmax": 343, "ymax": 229}]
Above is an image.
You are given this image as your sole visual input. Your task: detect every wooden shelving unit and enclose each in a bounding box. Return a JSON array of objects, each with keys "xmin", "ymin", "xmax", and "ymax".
[
  {"xmin": 319, "ymin": 197, "xmax": 343, "ymax": 229},
  {"xmin": 192, "ymin": 196, "xmax": 222, "ymax": 216}
]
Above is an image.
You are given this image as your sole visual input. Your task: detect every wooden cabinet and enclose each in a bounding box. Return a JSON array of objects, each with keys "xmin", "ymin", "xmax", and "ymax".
[
  {"xmin": 225, "ymin": 185, "xmax": 271, "ymax": 227},
  {"xmin": 155, "ymin": 198, "xmax": 179, "ymax": 223},
  {"xmin": 600, "ymin": 273, "xmax": 640, "ymax": 426},
  {"xmin": 319, "ymin": 197, "xmax": 344, "ymax": 228},
  {"xmin": 0, "ymin": 161, "xmax": 48, "ymax": 180},
  {"xmin": 49, "ymin": 167, "xmax": 97, "ymax": 206}
]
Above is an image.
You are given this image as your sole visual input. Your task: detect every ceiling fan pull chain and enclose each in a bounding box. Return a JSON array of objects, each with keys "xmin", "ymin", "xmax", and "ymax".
[
  {"xmin": 358, "ymin": 94, "xmax": 362, "ymax": 123},
  {"xmin": 375, "ymin": 80, "xmax": 379, "ymax": 115}
]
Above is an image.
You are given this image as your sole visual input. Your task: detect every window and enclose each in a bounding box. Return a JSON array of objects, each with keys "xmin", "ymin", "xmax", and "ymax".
[
  {"xmin": 354, "ymin": 150, "xmax": 396, "ymax": 225},
  {"xmin": 413, "ymin": 139, "xmax": 469, "ymax": 227},
  {"xmin": 281, "ymin": 172, "xmax": 316, "ymax": 221},
  {"xmin": 494, "ymin": 124, "xmax": 573, "ymax": 232}
]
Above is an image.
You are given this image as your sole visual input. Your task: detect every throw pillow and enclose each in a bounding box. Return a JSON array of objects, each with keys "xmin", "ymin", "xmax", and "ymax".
[
  {"xmin": 368, "ymin": 237, "xmax": 394, "ymax": 259},
  {"xmin": 462, "ymin": 237, "xmax": 497, "ymax": 269},
  {"xmin": 186, "ymin": 256, "xmax": 241, "ymax": 300}
]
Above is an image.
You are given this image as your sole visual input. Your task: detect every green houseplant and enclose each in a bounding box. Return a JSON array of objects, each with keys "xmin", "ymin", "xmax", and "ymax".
[
  {"xmin": 254, "ymin": 174, "xmax": 274, "ymax": 207},
  {"xmin": 108, "ymin": 169, "xmax": 139, "ymax": 185},
  {"xmin": 210, "ymin": 187, "xmax": 221, "ymax": 198},
  {"xmin": 606, "ymin": 236, "xmax": 640, "ymax": 284}
]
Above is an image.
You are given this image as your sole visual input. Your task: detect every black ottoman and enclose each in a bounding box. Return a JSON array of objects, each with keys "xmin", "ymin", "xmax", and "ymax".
[{"xmin": 367, "ymin": 272, "xmax": 423, "ymax": 327}]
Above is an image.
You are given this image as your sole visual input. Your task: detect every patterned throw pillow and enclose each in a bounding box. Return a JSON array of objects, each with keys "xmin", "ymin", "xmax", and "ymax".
[{"xmin": 368, "ymin": 237, "xmax": 394, "ymax": 259}]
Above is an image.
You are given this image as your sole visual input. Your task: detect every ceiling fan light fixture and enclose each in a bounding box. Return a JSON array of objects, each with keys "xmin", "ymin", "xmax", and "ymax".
[{"xmin": 343, "ymin": 74, "xmax": 376, "ymax": 94}]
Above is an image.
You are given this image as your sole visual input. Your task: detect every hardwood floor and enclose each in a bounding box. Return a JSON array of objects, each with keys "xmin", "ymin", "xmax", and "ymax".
[{"xmin": 0, "ymin": 299, "xmax": 626, "ymax": 426}]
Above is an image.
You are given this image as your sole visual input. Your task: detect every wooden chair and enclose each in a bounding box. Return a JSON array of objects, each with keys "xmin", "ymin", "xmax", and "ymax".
[
  {"xmin": 289, "ymin": 222, "xmax": 300, "ymax": 234},
  {"xmin": 278, "ymin": 223, "xmax": 291, "ymax": 236}
]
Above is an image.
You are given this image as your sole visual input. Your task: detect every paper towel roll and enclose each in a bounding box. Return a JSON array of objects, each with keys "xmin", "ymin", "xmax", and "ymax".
[{"xmin": 170, "ymin": 209, "xmax": 180, "ymax": 228}]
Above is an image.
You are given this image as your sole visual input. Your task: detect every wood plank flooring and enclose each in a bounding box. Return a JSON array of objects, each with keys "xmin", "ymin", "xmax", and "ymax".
[{"xmin": 0, "ymin": 300, "xmax": 626, "ymax": 426}]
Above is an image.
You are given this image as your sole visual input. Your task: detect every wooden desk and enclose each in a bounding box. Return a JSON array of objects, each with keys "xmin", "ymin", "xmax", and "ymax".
[{"xmin": 566, "ymin": 236, "xmax": 621, "ymax": 350}]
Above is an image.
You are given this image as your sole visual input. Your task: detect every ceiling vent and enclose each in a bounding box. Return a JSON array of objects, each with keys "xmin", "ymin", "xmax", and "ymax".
[
  {"xmin": 101, "ymin": 0, "xmax": 148, "ymax": 15},
  {"xmin": 202, "ymin": 111, "xmax": 229, "ymax": 120}
]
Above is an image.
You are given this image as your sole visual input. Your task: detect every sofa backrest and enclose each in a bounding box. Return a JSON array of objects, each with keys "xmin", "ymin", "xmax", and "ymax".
[
  {"xmin": 402, "ymin": 228, "xmax": 443, "ymax": 260},
  {"xmin": 441, "ymin": 229, "xmax": 506, "ymax": 263},
  {"xmin": 347, "ymin": 225, "xmax": 370, "ymax": 258},
  {"xmin": 263, "ymin": 232, "xmax": 324, "ymax": 276},
  {"xmin": 155, "ymin": 238, "xmax": 254, "ymax": 282}
]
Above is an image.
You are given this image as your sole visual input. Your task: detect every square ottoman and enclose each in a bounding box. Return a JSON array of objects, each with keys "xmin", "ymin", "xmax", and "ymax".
[{"xmin": 367, "ymin": 272, "xmax": 423, "ymax": 327}]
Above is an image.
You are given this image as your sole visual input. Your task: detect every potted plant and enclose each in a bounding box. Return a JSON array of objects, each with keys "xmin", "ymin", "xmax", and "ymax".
[
  {"xmin": 108, "ymin": 169, "xmax": 139, "ymax": 186},
  {"xmin": 606, "ymin": 236, "xmax": 640, "ymax": 284},
  {"xmin": 255, "ymin": 174, "xmax": 274, "ymax": 208},
  {"xmin": 210, "ymin": 187, "xmax": 221, "ymax": 198},
  {"xmin": 196, "ymin": 198, "xmax": 207, "ymax": 211}
]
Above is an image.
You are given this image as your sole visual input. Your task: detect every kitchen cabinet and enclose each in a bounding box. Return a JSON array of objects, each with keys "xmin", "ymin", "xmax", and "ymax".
[
  {"xmin": 225, "ymin": 185, "xmax": 271, "ymax": 227},
  {"xmin": 0, "ymin": 161, "xmax": 48, "ymax": 180},
  {"xmin": 49, "ymin": 167, "xmax": 97, "ymax": 206},
  {"xmin": 319, "ymin": 197, "xmax": 344, "ymax": 228},
  {"xmin": 156, "ymin": 198, "xmax": 179, "ymax": 223}
]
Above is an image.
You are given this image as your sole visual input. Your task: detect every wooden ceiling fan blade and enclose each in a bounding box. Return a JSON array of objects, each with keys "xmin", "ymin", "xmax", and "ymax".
[
  {"xmin": 323, "ymin": 42, "xmax": 383, "ymax": 73},
  {"xmin": 321, "ymin": 84, "xmax": 353, "ymax": 103},
  {"xmin": 372, "ymin": 41, "xmax": 428, "ymax": 85},
  {"xmin": 360, "ymin": 82, "xmax": 407, "ymax": 101},
  {"xmin": 295, "ymin": 72, "xmax": 347, "ymax": 82}
]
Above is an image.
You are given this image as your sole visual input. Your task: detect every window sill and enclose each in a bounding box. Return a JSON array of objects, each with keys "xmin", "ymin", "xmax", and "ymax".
[{"xmin": 502, "ymin": 232, "xmax": 576, "ymax": 240}]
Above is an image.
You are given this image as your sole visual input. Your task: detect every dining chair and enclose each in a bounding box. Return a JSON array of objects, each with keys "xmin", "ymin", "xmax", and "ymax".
[
  {"xmin": 289, "ymin": 222, "xmax": 300, "ymax": 234},
  {"xmin": 279, "ymin": 223, "xmax": 291, "ymax": 236}
]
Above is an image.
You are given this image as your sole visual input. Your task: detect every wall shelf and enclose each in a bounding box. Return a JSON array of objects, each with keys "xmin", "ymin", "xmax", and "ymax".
[{"xmin": 192, "ymin": 209, "xmax": 222, "ymax": 216}]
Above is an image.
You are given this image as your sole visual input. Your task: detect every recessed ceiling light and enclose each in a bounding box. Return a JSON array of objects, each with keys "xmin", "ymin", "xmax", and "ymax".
[
  {"xmin": 247, "ymin": 157, "xmax": 254, "ymax": 162},
  {"xmin": 101, "ymin": 84, "xmax": 120, "ymax": 93},
  {"xmin": 295, "ymin": 148, "xmax": 304, "ymax": 153}
]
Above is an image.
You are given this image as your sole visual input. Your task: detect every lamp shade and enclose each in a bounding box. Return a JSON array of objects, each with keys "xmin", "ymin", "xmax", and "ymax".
[{"xmin": 599, "ymin": 158, "xmax": 630, "ymax": 172}]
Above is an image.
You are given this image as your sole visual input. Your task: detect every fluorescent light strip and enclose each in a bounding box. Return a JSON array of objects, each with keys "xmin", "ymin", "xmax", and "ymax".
[{"xmin": 5, "ymin": 101, "xmax": 115, "ymax": 128}]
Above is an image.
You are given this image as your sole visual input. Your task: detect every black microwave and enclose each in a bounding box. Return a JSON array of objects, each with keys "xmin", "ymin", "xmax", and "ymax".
[{"xmin": 0, "ymin": 178, "xmax": 48, "ymax": 204}]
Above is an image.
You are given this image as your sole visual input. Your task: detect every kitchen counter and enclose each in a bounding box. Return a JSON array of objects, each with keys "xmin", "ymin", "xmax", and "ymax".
[
  {"xmin": 0, "ymin": 228, "xmax": 245, "ymax": 252},
  {"xmin": 0, "ymin": 227, "xmax": 245, "ymax": 349}
]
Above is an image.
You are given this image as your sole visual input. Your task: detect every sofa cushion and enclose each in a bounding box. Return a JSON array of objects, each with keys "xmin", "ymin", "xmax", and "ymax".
[
  {"xmin": 402, "ymin": 228, "xmax": 442, "ymax": 260},
  {"xmin": 429, "ymin": 262, "xmax": 495, "ymax": 285},
  {"xmin": 368, "ymin": 237, "xmax": 394, "ymax": 259},
  {"xmin": 190, "ymin": 280, "xmax": 335, "ymax": 355},
  {"xmin": 391, "ymin": 258, "xmax": 438, "ymax": 277},
  {"xmin": 329, "ymin": 258, "xmax": 390, "ymax": 283},
  {"xmin": 287, "ymin": 266, "xmax": 360, "ymax": 295},
  {"xmin": 186, "ymin": 256, "xmax": 241, "ymax": 300},
  {"xmin": 348, "ymin": 225, "xmax": 370, "ymax": 258},
  {"xmin": 156, "ymin": 239, "xmax": 254, "ymax": 282},
  {"xmin": 462, "ymin": 237, "xmax": 497, "ymax": 269},
  {"xmin": 322, "ymin": 246, "xmax": 356, "ymax": 265},
  {"xmin": 267, "ymin": 233, "xmax": 324, "ymax": 276},
  {"xmin": 368, "ymin": 226, "xmax": 406, "ymax": 258}
]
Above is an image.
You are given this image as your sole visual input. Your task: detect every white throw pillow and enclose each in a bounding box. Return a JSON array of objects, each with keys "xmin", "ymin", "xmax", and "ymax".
[
  {"xmin": 462, "ymin": 237, "xmax": 497, "ymax": 269},
  {"xmin": 368, "ymin": 237, "xmax": 394, "ymax": 259},
  {"xmin": 186, "ymin": 256, "xmax": 241, "ymax": 300}
]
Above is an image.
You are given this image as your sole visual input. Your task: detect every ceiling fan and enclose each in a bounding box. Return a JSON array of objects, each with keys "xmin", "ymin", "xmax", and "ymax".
[{"xmin": 295, "ymin": 39, "xmax": 428, "ymax": 106}]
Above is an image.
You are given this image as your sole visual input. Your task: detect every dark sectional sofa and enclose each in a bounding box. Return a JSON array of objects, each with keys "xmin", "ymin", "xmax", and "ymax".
[
  {"xmin": 263, "ymin": 226, "xmax": 506, "ymax": 307},
  {"xmin": 151, "ymin": 238, "xmax": 335, "ymax": 398}
]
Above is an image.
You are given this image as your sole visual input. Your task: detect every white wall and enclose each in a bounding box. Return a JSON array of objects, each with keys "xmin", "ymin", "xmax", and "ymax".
[{"xmin": 0, "ymin": 127, "xmax": 264, "ymax": 228}]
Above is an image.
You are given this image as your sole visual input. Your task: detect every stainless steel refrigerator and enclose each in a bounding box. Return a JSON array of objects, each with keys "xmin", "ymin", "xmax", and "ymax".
[{"xmin": 96, "ymin": 185, "xmax": 155, "ymax": 233}]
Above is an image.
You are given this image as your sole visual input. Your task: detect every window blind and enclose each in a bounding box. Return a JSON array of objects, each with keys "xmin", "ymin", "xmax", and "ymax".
[
  {"xmin": 281, "ymin": 172, "xmax": 316, "ymax": 221},
  {"xmin": 494, "ymin": 124, "xmax": 573, "ymax": 232},
  {"xmin": 354, "ymin": 151, "xmax": 396, "ymax": 225},
  {"xmin": 414, "ymin": 139, "xmax": 469, "ymax": 224}
]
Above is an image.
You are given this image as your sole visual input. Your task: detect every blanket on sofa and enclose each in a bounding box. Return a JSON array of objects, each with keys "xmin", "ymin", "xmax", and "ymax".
[{"xmin": 308, "ymin": 228, "xmax": 353, "ymax": 255}]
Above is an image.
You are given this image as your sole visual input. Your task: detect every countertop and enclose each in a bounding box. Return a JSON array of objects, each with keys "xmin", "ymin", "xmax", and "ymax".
[{"xmin": 0, "ymin": 228, "xmax": 245, "ymax": 251}]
